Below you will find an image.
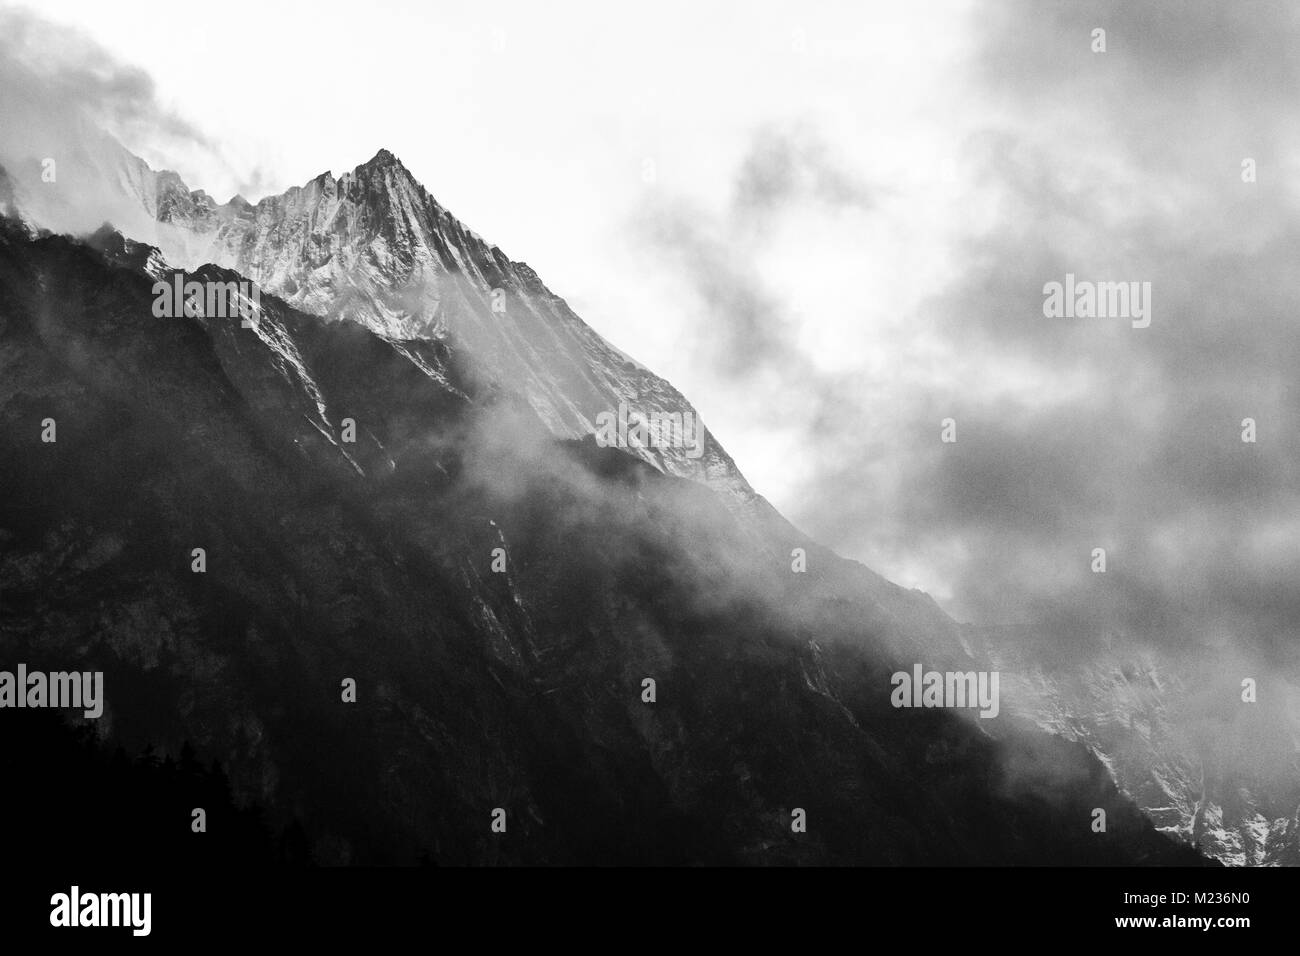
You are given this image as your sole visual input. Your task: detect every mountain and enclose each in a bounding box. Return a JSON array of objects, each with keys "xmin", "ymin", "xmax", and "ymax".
[
  {"xmin": 4, "ymin": 141, "xmax": 756, "ymax": 504},
  {"xmin": 0, "ymin": 139, "xmax": 1211, "ymax": 865}
]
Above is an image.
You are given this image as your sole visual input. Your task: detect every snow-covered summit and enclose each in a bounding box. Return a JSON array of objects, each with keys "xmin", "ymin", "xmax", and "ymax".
[{"xmin": 49, "ymin": 142, "xmax": 760, "ymax": 504}]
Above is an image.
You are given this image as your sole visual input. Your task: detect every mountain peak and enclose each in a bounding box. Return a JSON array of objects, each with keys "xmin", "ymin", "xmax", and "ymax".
[
  {"xmin": 76, "ymin": 139, "xmax": 755, "ymax": 500},
  {"xmin": 362, "ymin": 148, "xmax": 405, "ymax": 171}
]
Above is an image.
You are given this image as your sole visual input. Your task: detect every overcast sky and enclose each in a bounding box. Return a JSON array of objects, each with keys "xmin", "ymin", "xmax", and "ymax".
[{"xmin": 4, "ymin": 0, "xmax": 1298, "ymax": 666}]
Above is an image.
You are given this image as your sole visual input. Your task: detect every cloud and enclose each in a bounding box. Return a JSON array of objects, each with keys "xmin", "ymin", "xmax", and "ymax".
[
  {"xmin": 887, "ymin": 0, "xmax": 1300, "ymax": 663},
  {"xmin": 0, "ymin": 7, "xmax": 261, "ymax": 232},
  {"xmin": 0, "ymin": 7, "xmax": 212, "ymax": 158},
  {"xmin": 731, "ymin": 124, "xmax": 877, "ymax": 223},
  {"xmin": 635, "ymin": 124, "xmax": 877, "ymax": 386},
  {"xmin": 638, "ymin": 198, "xmax": 796, "ymax": 380},
  {"xmin": 632, "ymin": 3, "xmax": 1300, "ymax": 677}
]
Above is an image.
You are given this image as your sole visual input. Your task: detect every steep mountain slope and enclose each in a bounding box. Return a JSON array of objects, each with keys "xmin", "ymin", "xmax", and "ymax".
[
  {"xmin": 0, "ymin": 218, "xmax": 1207, "ymax": 866},
  {"xmin": 5, "ymin": 141, "xmax": 753, "ymax": 503}
]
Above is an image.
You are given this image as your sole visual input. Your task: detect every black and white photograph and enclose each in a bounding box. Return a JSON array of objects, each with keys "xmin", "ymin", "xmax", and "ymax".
[{"xmin": 0, "ymin": 0, "xmax": 1290, "ymax": 939}]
